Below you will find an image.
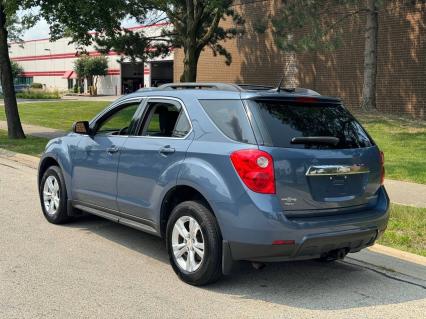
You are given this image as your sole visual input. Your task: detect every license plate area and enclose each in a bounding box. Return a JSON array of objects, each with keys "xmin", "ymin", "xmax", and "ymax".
[{"xmin": 306, "ymin": 165, "xmax": 369, "ymax": 202}]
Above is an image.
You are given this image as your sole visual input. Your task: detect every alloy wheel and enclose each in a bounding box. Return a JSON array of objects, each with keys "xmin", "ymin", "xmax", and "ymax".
[
  {"xmin": 43, "ymin": 176, "xmax": 60, "ymax": 216},
  {"xmin": 171, "ymin": 216, "xmax": 205, "ymax": 272}
]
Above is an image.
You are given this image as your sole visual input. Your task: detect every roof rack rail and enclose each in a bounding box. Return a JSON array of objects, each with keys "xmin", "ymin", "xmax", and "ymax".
[
  {"xmin": 158, "ymin": 82, "xmax": 242, "ymax": 92},
  {"xmin": 155, "ymin": 82, "xmax": 321, "ymax": 96}
]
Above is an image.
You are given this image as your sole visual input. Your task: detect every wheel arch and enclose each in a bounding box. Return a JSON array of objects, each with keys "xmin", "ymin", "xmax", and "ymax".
[
  {"xmin": 38, "ymin": 156, "xmax": 61, "ymax": 188},
  {"xmin": 159, "ymin": 185, "xmax": 219, "ymax": 239},
  {"xmin": 38, "ymin": 153, "xmax": 73, "ymax": 200}
]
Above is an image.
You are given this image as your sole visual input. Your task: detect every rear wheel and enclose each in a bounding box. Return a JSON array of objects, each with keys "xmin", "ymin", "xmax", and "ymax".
[
  {"xmin": 39, "ymin": 166, "xmax": 72, "ymax": 224},
  {"xmin": 166, "ymin": 201, "xmax": 222, "ymax": 286}
]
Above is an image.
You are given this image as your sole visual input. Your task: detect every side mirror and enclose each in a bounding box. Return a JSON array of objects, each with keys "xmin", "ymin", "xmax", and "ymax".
[{"xmin": 72, "ymin": 121, "xmax": 91, "ymax": 135}]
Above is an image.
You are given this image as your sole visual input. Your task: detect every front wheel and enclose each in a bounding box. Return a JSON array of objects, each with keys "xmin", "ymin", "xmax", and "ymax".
[
  {"xmin": 39, "ymin": 166, "xmax": 72, "ymax": 224},
  {"xmin": 166, "ymin": 201, "xmax": 222, "ymax": 286}
]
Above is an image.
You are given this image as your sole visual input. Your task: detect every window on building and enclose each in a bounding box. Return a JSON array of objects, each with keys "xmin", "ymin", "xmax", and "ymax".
[
  {"xmin": 14, "ymin": 77, "xmax": 33, "ymax": 85},
  {"xmin": 68, "ymin": 79, "xmax": 74, "ymax": 90}
]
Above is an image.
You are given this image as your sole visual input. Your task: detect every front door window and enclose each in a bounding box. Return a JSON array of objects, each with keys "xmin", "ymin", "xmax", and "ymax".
[{"xmin": 95, "ymin": 102, "xmax": 140, "ymax": 136}]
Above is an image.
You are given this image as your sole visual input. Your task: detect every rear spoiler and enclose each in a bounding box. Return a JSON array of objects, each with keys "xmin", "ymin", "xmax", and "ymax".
[{"xmin": 247, "ymin": 95, "xmax": 342, "ymax": 104}]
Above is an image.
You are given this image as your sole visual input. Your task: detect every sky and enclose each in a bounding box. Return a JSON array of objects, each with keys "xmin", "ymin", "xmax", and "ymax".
[
  {"xmin": 22, "ymin": 17, "xmax": 140, "ymax": 41},
  {"xmin": 23, "ymin": 18, "xmax": 50, "ymax": 40}
]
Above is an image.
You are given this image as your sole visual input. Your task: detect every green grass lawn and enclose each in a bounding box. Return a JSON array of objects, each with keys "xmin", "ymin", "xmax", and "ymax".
[
  {"xmin": 356, "ymin": 112, "xmax": 426, "ymax": 184},
  {"xmin": 0, "ymin": 101, "xmax": 109, "ymax": 131},
  {"xmin": 0, "ymin": 129, "xmax": 48, "ymax": 156},
  {"xmin": 378, "ymin": 204, "xmax": 426, "ymax": 257}
]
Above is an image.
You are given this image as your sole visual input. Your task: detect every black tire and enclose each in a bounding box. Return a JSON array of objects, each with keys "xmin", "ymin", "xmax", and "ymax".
[
  {"xmin": 166, "ymin": 201, "xmax": 223, "ymax": 286},
  {"xmin": 39, "ymin": 166, "xmax": 72, "ymax": 224}
]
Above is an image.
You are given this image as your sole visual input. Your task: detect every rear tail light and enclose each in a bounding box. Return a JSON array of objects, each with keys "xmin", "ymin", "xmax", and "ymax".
[
  {"xmin": 272, "ymin": 240, "xmax": 295, "ymax": 245},
  {"xmin": 380, "ymin": 151, "xmax": 385, "ymax": 185},
  {"xmin": 295, "ymin": 97, "xmax": 319, "ymax": 104},
  {"xmin": 230, "ymin": 149, "xmax": 275, "ymax": 194}
]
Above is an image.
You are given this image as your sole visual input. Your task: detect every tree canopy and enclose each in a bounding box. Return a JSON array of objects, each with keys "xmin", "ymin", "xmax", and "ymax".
[
  {"xmin": 74, "ymin": 55, "xmax": 108, "ymax": 80},
  {"xmin": 74, "ymin": 55, "xmax": 108, "ymax": 95},
  {"xmin": 29, "ymin": 0, "xmax": 244, "ymax": 81}
]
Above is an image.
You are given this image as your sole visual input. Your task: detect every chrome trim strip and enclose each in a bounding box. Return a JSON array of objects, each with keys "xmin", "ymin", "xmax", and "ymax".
[{"xmin": 306, "ymin": 165, "xmax": 370, "ymax": 176}]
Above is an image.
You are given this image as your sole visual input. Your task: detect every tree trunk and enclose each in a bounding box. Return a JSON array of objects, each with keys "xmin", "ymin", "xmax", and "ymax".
[
  {"xmin": 0, "ymin": 4, "xmax": 25, "ymax": 139},
  {"xmin": 180, "ymin": 46, "xmax": 200, "ymax": 82},
  {"xmin": 361, "ymin": 0, "xmax": 379, "ymax": 112}
]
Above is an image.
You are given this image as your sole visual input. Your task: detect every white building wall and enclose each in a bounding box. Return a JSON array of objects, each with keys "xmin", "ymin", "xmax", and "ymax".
[{"xmin": 9, "ymin": 23, "xmax": 173, "ymax": 95}]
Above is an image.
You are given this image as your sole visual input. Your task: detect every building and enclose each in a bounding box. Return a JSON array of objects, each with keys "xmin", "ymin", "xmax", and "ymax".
[
  {"xmin": 9, "ymin": 0, "xmax": 425, "ymax": 118},
  {"xmin": 173, "ymin": 0, "xmax": 425, "ymax": 118},
  {"xmin": 9, "ymin": 23, "xmax": 174, "ymax": 95}
]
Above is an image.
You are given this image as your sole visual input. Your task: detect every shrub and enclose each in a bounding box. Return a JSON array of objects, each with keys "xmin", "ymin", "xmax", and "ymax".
[
  {"xmin": 30, "ymin": 83, "xmax": 43, "ymax": 89},
  {"xmin": 16, "ymin": 89, "xmax": 61, "ymax": 99}
]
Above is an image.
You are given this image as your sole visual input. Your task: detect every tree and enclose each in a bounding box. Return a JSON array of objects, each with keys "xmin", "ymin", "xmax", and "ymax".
[
  {"xmin": 11, "ymin": 60, "xmax": 23, "ymax": 79},
  {"xmin": 157, "ymin": 1, "xmax": 244, "ymax": 81},
  {"xmin": 0, "ymin": 1, "xmax": 28, "ymax": 138},
  {"xmin": 271, "ymin": 0, "xmax": 381, "ymax": 111},
  {"xmin": 31, "ymin": 0, "xmax": 244, "ymax": 82},
  {"xmin": 360, "ymin": 0, "xmax": 378, "ymax": 111},
  {"xmin": 74, "ymin": 55, "xmax": 108, "ymax": 95}
]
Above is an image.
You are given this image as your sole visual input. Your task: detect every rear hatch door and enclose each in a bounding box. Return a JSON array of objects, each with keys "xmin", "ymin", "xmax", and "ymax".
[{"xmin": 246, "ymin": 97, "xmax": 382, "ymax": 215}]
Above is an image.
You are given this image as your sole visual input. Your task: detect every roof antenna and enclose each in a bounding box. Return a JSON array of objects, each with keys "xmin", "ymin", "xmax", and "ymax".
[{"xmin": 274, "ymin": 74, "xmax": 285, "ymax": 92}]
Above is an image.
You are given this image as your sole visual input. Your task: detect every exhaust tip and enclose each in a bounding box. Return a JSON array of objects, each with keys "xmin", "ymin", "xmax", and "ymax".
[
  {"xmin": 319, "ymin": 248, "xmax": 349, "ymax": 262},
  {"xmin": 252, "ymin": 262, "xmax": 266, "ymax": 270}
]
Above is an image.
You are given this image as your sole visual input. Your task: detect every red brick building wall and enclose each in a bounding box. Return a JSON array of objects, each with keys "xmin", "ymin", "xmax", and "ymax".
[{"xmin": 174, "ymin": 0, "xmax": 425, "ymax": 118}]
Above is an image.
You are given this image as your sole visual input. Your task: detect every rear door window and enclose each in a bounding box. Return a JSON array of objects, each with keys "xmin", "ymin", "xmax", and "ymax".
[
  {"xmin": 199, "ymin": 99, "xmax": 256, "ymax": 144},
  {"xmin": 139, "ymin": 100, "xmax": 191, "ymax": 138},
  {"xmin": 247, "ymin": 100, "xmax": 373, "ymax": 149}
]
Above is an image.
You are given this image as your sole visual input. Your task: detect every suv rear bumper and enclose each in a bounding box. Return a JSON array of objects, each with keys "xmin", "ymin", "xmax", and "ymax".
[
  {"xmin": 219, "ymin": 186, "xmax": 389, "ymax": 272},
  {"xmin": 226, "ymin": 227, "xmax": 379, "ymax": 263}
]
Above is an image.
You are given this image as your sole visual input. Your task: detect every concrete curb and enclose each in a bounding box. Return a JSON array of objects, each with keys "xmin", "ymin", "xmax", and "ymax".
[
  {"xmin": 0, "ymin": 148, "xmax": 39, "ymax": 169},
  {"xmin": 350, "ymin": 244, "xmax": 426, "ymax": 282},
  {"xmin": 368, "ymin": 244, "xmax": 426, "ymax": 266}
]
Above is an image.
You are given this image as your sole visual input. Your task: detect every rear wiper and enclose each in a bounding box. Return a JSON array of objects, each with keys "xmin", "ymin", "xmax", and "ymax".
[{"xmin": 291, "ymin": 136, "xmax": 340, "ymax": 146}]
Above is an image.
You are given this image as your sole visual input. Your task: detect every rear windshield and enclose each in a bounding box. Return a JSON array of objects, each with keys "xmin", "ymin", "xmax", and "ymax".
[
  {"xmin": 199, "ymin": 99, "xmax": 256, "ymax": 144},
  {"xmin": 247, "ymin": 100, "xmax": 374, "ymax": 149}
]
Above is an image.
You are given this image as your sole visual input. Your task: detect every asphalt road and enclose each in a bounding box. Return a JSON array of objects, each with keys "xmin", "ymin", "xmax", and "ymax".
[{"xmin": 0, "ymin": 157, "xmax": 425, "ymax": 319}]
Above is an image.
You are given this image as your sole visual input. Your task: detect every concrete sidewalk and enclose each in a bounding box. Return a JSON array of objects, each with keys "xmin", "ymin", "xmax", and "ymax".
[
  {"xmin": 385, "ymin": 179, "xmax": 426, "ymax": 208},
  {"xmin": 0, "ymin": 120, "xmax": 66, "ymax": 139},
  {"xmin": 61, "ymin": 95, "xmax": 119, "ymax": 101}
]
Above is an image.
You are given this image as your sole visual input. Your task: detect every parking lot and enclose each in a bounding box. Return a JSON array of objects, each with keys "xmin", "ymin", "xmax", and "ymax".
[{"xmin": 0, "ymin": 157, "xmax": 425, "ymax": 319}]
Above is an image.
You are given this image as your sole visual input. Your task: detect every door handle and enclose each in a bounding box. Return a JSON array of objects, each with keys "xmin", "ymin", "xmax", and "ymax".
[
  {"xmin": 107, "ymin": 146, "xmax": 119, "ymax": 154},
  {"xmin": 159, "ymin": 145, "xmax": 175, "ymax": 156}
]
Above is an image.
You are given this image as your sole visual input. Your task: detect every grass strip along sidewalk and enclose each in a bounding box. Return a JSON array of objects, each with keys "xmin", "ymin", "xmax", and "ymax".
[
  {"xmin": 0, "ymin": 129, "xmax": 48, "ymax": 157},
  {"xmin": 378, "ymin": 204, "xmax": 425, "ymax": 257}
]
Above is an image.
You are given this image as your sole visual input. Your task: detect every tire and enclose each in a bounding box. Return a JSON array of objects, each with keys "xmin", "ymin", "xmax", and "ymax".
[
  {"xmin": 39, "ymin": 166, "xmax": 72, "ymax": 224},
  {"xmin": 166, "ymin": 200, "xmax": 222, "ymax": 286}
]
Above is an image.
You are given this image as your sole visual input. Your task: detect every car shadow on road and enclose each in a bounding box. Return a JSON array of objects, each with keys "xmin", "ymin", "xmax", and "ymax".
[{"xmin": 67, "ymin": 215, "xmax": 426, "ymax": 311}]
